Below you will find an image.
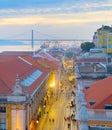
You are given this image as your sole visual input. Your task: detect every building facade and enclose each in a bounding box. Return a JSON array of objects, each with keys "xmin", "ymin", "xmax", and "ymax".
[
  {"xmin": 74, "ymin": 52, "xmax": 112, "ymax": 130},
  {"xmin": 97, "ymin": 25, "xmax": 112, "ymax": 54},
  {"xmin": 92, "ymin": 32, "xmax": 98, "ymax": 47},
  {"xmin": 0, "ymin": 51, "xmax": 60, "ymax": 130}
]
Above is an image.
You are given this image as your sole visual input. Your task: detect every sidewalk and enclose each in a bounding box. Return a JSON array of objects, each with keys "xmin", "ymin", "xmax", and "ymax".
[
  {"xmin": 63, "ymin": 95, "xmax": 77, "ymax": 130},
  {"xmin": 64, "ymin": 107, "xmax": 77, "ymax": 130}
]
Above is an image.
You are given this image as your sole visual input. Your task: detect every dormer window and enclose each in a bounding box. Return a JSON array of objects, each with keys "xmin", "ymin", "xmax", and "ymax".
[
  {"xmin": 85, "ymin": 86, "xmax": 89, "ymax": 89},
  {"xmin": 89, "ymin": 100, "xmax": 96, "ymax": 105},
  {"xmin": 105, "ymin": 104, "xmax": 112, "ymax": 110}
]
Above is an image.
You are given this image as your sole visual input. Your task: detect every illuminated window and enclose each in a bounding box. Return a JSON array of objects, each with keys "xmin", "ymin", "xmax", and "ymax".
[{"xmin": 20, "ymin": 70, "xmax": 43, "ymax": 87}]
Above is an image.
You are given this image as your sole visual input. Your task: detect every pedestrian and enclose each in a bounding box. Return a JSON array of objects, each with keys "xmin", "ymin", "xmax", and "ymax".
[
  {"xmin": 52, "ymin": 118, "xmax": 55, "ymax": 123},
  {"xmin": 68, "ymin": 123, "xmax": 70, "ymax": 128}
]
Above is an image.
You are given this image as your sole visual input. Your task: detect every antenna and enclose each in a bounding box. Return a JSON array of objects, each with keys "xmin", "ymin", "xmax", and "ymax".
[{"xmin": 31, "ymin": 30, "xmax": 35, "ymax": 56}]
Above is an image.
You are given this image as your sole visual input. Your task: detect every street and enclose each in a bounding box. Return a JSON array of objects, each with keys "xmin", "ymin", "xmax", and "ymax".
[{"xmin": 36, "ymin": 70, "xmax": 75, "ymax": 130}]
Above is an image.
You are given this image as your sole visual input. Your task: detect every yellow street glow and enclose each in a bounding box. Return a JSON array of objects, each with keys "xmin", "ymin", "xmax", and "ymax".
[
  {"xmin": 36, "ymin": 120, "xmax": 39, "ymax": 123},
  {"xmin": 50, "ymin": 82, "xmax": 55, "ymax": 88}
]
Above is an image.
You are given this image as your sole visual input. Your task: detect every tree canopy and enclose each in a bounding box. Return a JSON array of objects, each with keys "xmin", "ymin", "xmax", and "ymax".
[
  {"xmin": 80, "ymin": 42, "xmax": 95, "ymax": 52},
  {"xmin": 65, "ymin": 51, "xmax": 74, "ymax": 58}
]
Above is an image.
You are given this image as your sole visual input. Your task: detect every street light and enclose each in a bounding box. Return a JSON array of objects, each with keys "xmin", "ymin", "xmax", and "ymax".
[
  {"xmin": 36, "ymin": 120, "xmax": 39, "ymax": 124},
  {"xmin": 36, "ymin": 116, "xmax": 39, "ymax": 124},
  {"xmin": 50, "ymin": 81, "xmax": 55, "ymax": 88}
]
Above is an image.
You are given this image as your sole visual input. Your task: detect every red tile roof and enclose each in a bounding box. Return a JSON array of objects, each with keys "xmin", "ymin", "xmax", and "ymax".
[
  {"xmin": 38, "ymin": 51, "xmax": 60, "ymax": 69},
  {"xmin": 84, "ymin": 76, "xmax": 112, "ymax": 109},
  {"xmin": 0, "ymin": 51, "xmax": 60, "ymax": 96},
  {"xmin": 21, "ymin": 56, "xmax": 50, "ymax": 72},
  {"xmin": 0, "ymin": 80, "xmax": 12, "ymax": 94},
  {"xmin": 0, "ymin": 51, "xmax": 38, "ymax": 56},
  {"xmin": 0, "ymin": 55, "xmax": 49, "ymax": 95},
  {"xmin": 22, "ymin": 55, "xmax": 59, "ymax": 71}
]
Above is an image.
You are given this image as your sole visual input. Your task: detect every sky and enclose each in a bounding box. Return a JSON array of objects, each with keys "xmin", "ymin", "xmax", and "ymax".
[{"xmin": 0, "ymin": 0, "xmax": 112, "ymax": 40}]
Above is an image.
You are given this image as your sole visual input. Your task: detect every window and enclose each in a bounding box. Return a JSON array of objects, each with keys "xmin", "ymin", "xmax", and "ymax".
[
  {"xmin": 0, "ymin": 99, "xmax": 7, "ymax": 102},
  {"xmin": 0, "ymin": 118, "xmax": 6, "ymax": 130},
  {"xmin": 108, "ymin": 44, "xmax": 112, "ymax": 48},
  {"xmin": 89, "ymin": 100, "xmax": 96, "ymax": 105},
  {"xmin": 85, "ymin": 86, "xmax": 89, "ymax": 89},
  {"xmin": 20, "ymin": 69, "xmax": 43, "ymax": 87},
  {"xmin": 0, "ymin": 107, "xmax": 6, "ymax": 113},
  {"xmin": 105, "ymin": 104, "xmax": 112, "ymax": 110}
]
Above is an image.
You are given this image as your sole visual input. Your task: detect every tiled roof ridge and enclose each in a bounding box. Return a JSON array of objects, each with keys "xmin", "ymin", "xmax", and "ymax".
[
  {"xmin": 34, "ymin": 55, "xmax": 59, "ymax": 70},
  {"xmin": 39, "ymin": 50, "xmax": 59, "ymax": 62},
  {"xmin": 97, "ymin": 25, "xmax": 112, "ymax": 31},
  {"xmin": 18, "ymin": 56, "xmax": 32, "ymax": 66},
  {"xmin": 85, "ymin": 76, "xmax": 112, "ymax": 109},
  {"xmin": 93, "ymin": 94, "xmax": 112, "ymax": 109},
  {"xmin": 86, "ymin": 76, "xmax": 112, "ymax": 95},
  {"xmin": 84, "ymin": 76, "xmax": 112, "ymax": 93},
  {"xmin": 22, "ymin": 56, "xmax": 50, "ymax": 71},
  {"xmin": 89, "ymin": 76, "xmax": 112, "ymax": 89}
]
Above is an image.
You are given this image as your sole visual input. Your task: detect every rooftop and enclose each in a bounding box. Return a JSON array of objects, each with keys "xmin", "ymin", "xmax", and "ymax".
[
  {"xmin": 84, "ymin": 76, "xmax": 112, "ymax": 109},
  {"xmin": 0, "ymin": 51, "xmax": 60, "ymax": 96}
]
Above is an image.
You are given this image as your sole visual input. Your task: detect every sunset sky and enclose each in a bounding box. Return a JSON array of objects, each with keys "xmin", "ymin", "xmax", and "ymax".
[{"xmin": 0, "ymin": 0, "xmax": 112, "ymax": 40}]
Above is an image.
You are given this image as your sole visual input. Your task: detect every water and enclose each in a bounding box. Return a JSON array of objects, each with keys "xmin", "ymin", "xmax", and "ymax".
[
  {"xmin": 0, "ymin": 40, "xmax": 80, "ymax": 53},
  {"xmin": 0, "ymin": 40, "xmax": 42, "ymax": 52},
  {"xmin": 0, "ymin": 45, "xmax": 40, "ymax": 52}
]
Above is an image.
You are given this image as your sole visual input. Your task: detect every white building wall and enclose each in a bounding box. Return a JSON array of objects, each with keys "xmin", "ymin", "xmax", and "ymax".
[
  {"xmin": 11, "ymin": 109, "xmax": 26, "ymax": 130},
  {"xmin": 88, "ymin": 109, "xmax": 112, "ymax": 121},
  {"xmin": 12, "ymin": 110, "xmax": 16, "ymax": 130},
  {"xmin": 106, "ymin": 111, "xmax": 112, "ymax": 118},
  {"xmin": 8, "ymin": 96, "xmax": 26, "ymax": 102}
]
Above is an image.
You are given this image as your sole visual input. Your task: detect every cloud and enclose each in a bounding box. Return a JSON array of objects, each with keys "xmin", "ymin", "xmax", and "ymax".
[
  {"xmin": 0, "ymin": 0, "xmax": 111, "ymax": 26},
  {"xmin": 0, "ymin": 0, "xmax": 111, "ymax": 40},
  {"xmin": 0, "ymin": 0, "xmax": 112, "ymax": 17},
  {"xmin": 0, "ymin": 10, "xmax": 111, "ymax": 26}
]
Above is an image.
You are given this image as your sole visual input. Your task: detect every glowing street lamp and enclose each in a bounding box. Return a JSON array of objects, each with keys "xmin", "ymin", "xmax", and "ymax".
[
  {"xmin": 36, "ymin": 116, "xmax": 39, "ymax": 124},
  {"xmin": 50, "ymin": 81, "xmax": 55, "ymax": 88},
  {"xmin": 49, "ymin": 71, "xmax": 56, "ymax": 88},
  {"xmin": 36, "ymin": 120, "xmax": 39, "ymax": 124}
]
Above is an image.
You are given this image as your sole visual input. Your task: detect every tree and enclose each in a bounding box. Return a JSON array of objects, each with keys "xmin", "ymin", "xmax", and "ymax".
[
  {"xmin": 80, "ymin": 42, "xmax": 95, "ymax": 52},
  {"xmin": 65, "ymin": 52, "xmax": 74, "ymax": 58}
]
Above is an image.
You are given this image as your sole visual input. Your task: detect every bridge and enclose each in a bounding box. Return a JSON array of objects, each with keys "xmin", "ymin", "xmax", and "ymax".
[
  {"xmin": 1, "ymin": 38, "xmax": 91, "ymax": 42},
  {"xmin": 0, "ymin": 30, "xmax": 92, "ymax": 43}
]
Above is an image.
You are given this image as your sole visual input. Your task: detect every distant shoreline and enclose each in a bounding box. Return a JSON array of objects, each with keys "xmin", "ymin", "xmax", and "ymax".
[{"xmin": 0, "ymin": 45, "xmax": 40, "ymax": 52}]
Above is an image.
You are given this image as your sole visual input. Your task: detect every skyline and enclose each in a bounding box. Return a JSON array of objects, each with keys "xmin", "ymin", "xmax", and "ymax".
[{"xmin": 0, "ymin": 0, "xmax": 112, "ymax": 40}]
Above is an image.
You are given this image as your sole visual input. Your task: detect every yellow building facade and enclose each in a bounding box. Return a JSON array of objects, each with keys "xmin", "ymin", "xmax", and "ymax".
[
  {"xmin": 97, "ymin": 25, "xmax": 112, "ymax": 54},
  {"xmin": 107, "ymin": 32, "xmax": 112, "ymax": 53},
  {"xmin": 0, "ymin": 72, "xmax": 56, "ymax": 130}
]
